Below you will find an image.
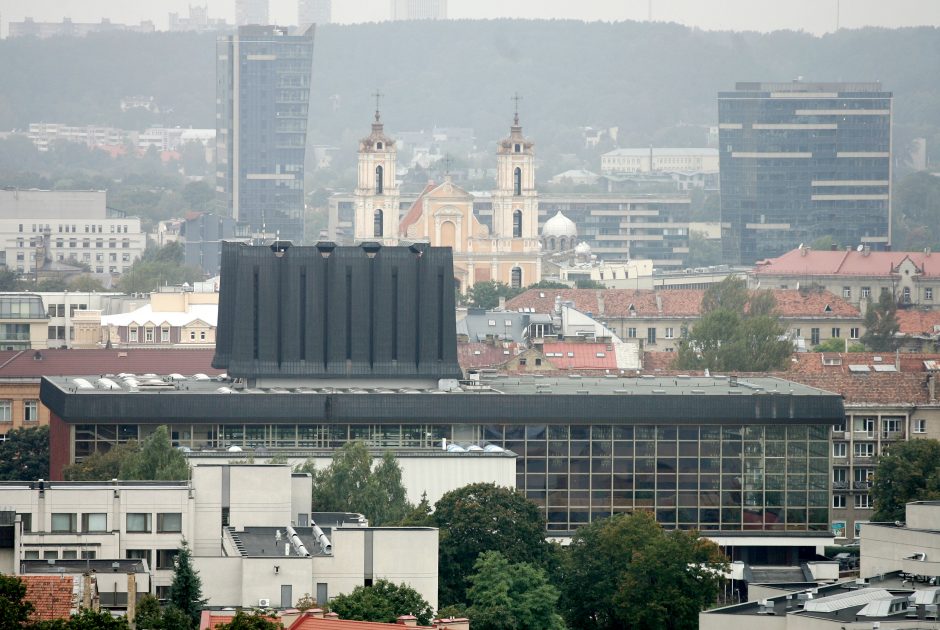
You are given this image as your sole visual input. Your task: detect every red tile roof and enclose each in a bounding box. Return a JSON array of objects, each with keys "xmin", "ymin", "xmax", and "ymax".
[
  {"xmin": 787, "ymin": 352, "xmax": 940, "ymax": 375},
  {"xmin": 753, "ymin": 248, "xmax": 940, "ymax": 277},
  {"xmin": 23, "ymin": 575, "xmax": 76, "ymax": 621},
  {"xmin": 200, "ymin": 612, "xmax": 280, "ymax": 630},
  {"xmin": 457, "ymin": 342, "xmax": 514, "ymax": 369},
  {"xmin": 287, "ymin": 616, "xmax": 436, "ymax": 630},
  {"xmin": 0, "ymin": 348, "xmax": 222, "ymax": 378},
  {"xmin": 398, "ymin": 182, "xmax": 436, "ymax": 236},
  {"xmin": 643, "ymin": 351, "xmax": 679, "ymax": 372},
  {"xmin": 896, "ymin": 309, "xmax": 940, "ymax": 336},
  {"xmin": 542, "ymin": 342, "xmax": 618, "ymax": 370}
]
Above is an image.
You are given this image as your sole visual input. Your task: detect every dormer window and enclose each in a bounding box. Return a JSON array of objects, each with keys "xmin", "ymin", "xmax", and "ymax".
[
  {"xmin": 376, "ymin": 142, "xmax": 383, "ymax": 150},
  {"xmin": 514, "ymin": 143, "xmax": 521, "ymax": 153}
]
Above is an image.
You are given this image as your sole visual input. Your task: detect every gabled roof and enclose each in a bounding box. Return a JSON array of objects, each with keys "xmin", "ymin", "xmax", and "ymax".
[
  {"xmin": 753, "ymin": 248, "xmax": 940, "ymax": 277},
  {"xmin": 23, "ymin": 575, "xmax": 78, "ymax": 621},
  {"xmin": 101, "ymin": 304, "xmax": 218, "ymax": 328},
  {"xmin": 457, "ymin": 342, "xmax": 516, "ymax": 369},
  {"xmin": 542, "ymin": 342, "xmax": 618, "ymax": 370},
  {"xmin": 0, "ymin": 348, "xmax": 222, "ymax": 379},
  {"xmin": 287, "ymin": 616, "xmax": 437, "ymax": 630},
  {"xmin": 896, "ymin": 309, "xmax": 940, "ymax": 336},
  {"xmin": 399, "ymin": 182, "xmax": 436, "ymax": 236}
]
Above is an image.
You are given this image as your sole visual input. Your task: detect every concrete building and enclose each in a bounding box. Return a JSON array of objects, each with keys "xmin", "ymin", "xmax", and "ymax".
[
  {"xmin": 8, "ymin": 18, "xmax": 155, "ymax": 38},
  {"xmin": 0, "ymin": 189, "xmax": 145, "ymax": 276},
  {"xmin": 168, "ymin": 5, "xmax": 230, "ymax": 32},
  {"xmin": 236, "ymin": 0, "xmax": 269, "ymax": 25},
  {"xmin": 216, "ymin": 26, "xmax": 315, "ymax": 238},
  {"xmin": 38, "ymin": 243, "xmax": 845, "ymax": 566},
  {"xmin": 600, "ymin": 147, "xmax": 719, "ymax": 175},
  {"xmin": 99, "ymin": 288, "xmax": 218, "ymax": 349},
  {"xmin": 299, "ymin": 0, "xmax": 331, "ymax": 26},
  {"xmin": 390, "ymin": 0, "xmax": 447, "ymax": 20},
  {"xmin": 862, "ymin": 501, "xmax": 940, "ymax": 582},
  {"xmin": 0, "ymin": 294, "xmax": 48, "ymax": 352},
  {"xmin": 0, "ymin": 465, "xmax": 439, "ymax": 611},
  {"xmin": 719, "ymin": 81, "xmax": 892, "ymax": 264},
  {"xmin": 27, "ymin": 123, "xmax": 127, "ymax": 152},
  {"xmin": 751, "ymin": 246, "xmax": 940, "ymax": 309}
]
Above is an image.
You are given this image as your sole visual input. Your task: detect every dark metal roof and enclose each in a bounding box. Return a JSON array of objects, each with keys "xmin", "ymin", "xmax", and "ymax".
[{"xmin": 212, "ymin": 241, "xmax": 461, "ymax": 380}]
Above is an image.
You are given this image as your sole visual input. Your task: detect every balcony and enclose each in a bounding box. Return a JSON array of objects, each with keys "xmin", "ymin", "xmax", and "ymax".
[
  {"xmin": 882, "ymin": 430, "xmax": 904, "ymax": 440},
  {"xmin": 833, "ymin": 481, "xmax": 849, "ymax": 490},
  {"xmin": 853, "ymin": 481, "xmax": 872, "ymax": 490}
]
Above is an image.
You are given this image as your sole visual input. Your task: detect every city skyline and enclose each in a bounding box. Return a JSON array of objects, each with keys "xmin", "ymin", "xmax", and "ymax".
[{"xmin": 2, "ymin": 0, "xmax": 940, "ymax": 36}]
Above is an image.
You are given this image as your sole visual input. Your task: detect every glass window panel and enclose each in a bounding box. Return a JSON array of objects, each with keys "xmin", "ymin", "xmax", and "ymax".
[
  {"xmin": 548, "ymin": 441, "xmax": 568, "ymax": 456},
  {"xmin": 526, "ymin": 425, "xmax": 546, "ymax": 440},
  {"xmin": 700, "ymin": 442, "xmax": 720, "ymax": 457},
  {"xmin": 678, "ymin": 474, "xmax": 698, "ymax": 490},
  {"xmin": 635, "ymin": 442, "xmax": 654, "ymax": 457},
  {"xmin": 787, "ymin": 426, "xmax": 807, "ymax": 440},
  {"xmin": 548, "ymin": 457, "xmax": 567, "ymax": 473},
  {"xmin": 570, "ymin": 442, "xmax": 591, "ymax": 457},
  {"xmin": 547, "ymin": 425, "xmax": 567, "ymax": 439},
  {"xmin": 614, "ymin": 442, "xmax": 634, "ymax": 457},
  {"xmin": 591, "ymin": 426, "xmax": 611, "ymax": 440},
  {"xmin": 613, "ymin": 426, "xmax": 633, "ymax": 440},
  {"xmin": 613, "ymin": 459, "xmax": 632, "ymax": 473},
  {"xmin": 657, "ymin": 442, "xmax": 677, "ymax": 457},
  {"xmin": 570, "ymin": 458, "xmax": 590, "ymax": 474},
  {"xmin": 157, "ymin": 513, "xmax": 182, "ymax": 533},
  {"xmin": 678, "ymin": 507, "xmax": 698, "ymax": 523},
  {"xmin": 82, "ymin": 513, "xmax": 107, "ymax": 532},
  {"xmin": 635, "ymin": 426, "xmax": 655, "ymax": 440},
  {"xmin": 678, "ymin": 427, "xmax": 698, "ymax": 441},
  {"xmin": 657, "ymin": 426, "xmax": 677, "ymax": 440},
  {"xmin": 525, "ymin": 442, "xmax": 546, "ymax": 457},
  {"xmin": 678, "ymin": 442, "xmax": 698, "ymax": 457},
  {"xmin": 570, "ymin": 426, "xmax": 590, "ymax": 440},
  {"xmin": 591, "ymin": 442, "xmax": 611, "ymax": 457}
]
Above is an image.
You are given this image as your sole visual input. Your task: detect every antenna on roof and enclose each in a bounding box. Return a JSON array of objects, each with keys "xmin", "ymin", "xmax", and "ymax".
[{"xmin": 372, "ymin": 88, "xmax": 383, "ymax": 122}]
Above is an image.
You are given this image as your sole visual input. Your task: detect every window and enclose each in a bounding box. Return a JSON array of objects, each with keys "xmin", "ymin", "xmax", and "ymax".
[
  {"xmin": 833, "ymin": 495, "xmax": 846, "ymax": 509},
  {"xmin": 161, "ymin": 327, "xmax": 170, "ymax": 343},
  {"xmin": 24, "ymin": 550, "xmax": 39, "ymax": 560},
  {"xmin": 62, "ymin": 550, "xmax": 77, "ymax": 559},
  {"xmin": 512, "ymin": 209, "xmax": 522, "ymax": 238},
  {"xmin": 926, "ymin": 288, "xmax": 934, "ymax": 301},
  {"xmin": 126, "ymin": 513, "xmax": 152, "ymax": 533},
  {"xmin": 664, "ymin": 327, "xmax": 674, "ymax": 339},
  {"xmin": 810, "ymin": 328, "xmax": 820, "ymax": 345},
  {"xmin": 190, "ymin": 331, "xmax": 196, "ymax": 341},
  {"xmin": 157, "ymin": 513, "xmax": 182, "ymax": 533},
  {"xmin": 831, "ymin": 327, "xmax": 840, "ymax": 338},
  {"xmin": 373, "ymin": 209, "xmax": 383, "ymax": 238},
  {"xmin": 833, "ymin": 468, "xmax": 847, "ymax": 483},
  {"xmin": 842, "ymin": 287, "xmax": 851, "ymax": 299},
  {"xmin": 0, "ymin": 400, "xmax": 12, "ymax": 422},
  {"xmin": 510, "ymin": 267, "xmax": 522, "ymax": 289},
  {"xmin": 882, "ymin": 417, "xmax": 901, "ymax": 438},
  {"xmin": 854, "ymin": 468, "xmax": 874, "ymax": 484},
  {"xmin": 903, "ymin": 287, "xmax": 912, "ymax": 303},
  {"xmin": 200, "ymin": 331, "xmax": 206, "ymax": 341},
  {"xmin": 82, "ymin": 513, "xmax": 107, "ymax": 532},
  {"xmin": 375, "ymin": 165, "xmax": 383, "ymax": 195},
  {"xmin": 156, "ymin": 586, "xmax": 171, "ymax": 601},
  {"xmin": 156, "ymin": 549, "xmax": 179, "ymax": 570},
  {"xmin": 647, "ymin": 328, "xmax": 656, "ymax": 344},
  {"xmin": 850, "ymin": 327, "xmax": 860, "ymax": 339},
  {"xmin": 18, "ymin": 513, "xmax": 31, "ymax": 533},
  {"xmin": 627, "ymin": 327, "xmax": 637, "ymax": 338},
  {"xmin": 129, "ymin": 327, "xmax": 138, "ymax": 342},
  {"xmin": 43, "ymin": 550, "xmax": 57, "ymax": 560},
  {"xmin": 81, "ymin": 550, "xmax": 96, "ymax": 560},
  {"xmin": 855, "ymin": 494, "xmax": 872, "ymax": 509},
  {"xmin": 914, "ymin": 419, "xmax": 927, "ymax": 434},
  {"xmin": 854, "ymin": 416, "xmax": 875, "ymax": 435},
  {"xmin": 51, "ymin": 513, "xmax": 78, "ymax": 533},
  {"xmin": 861, "ymin": 287, "xmax": 871, "ymax": 299},
  {"xmin": 513, "ymin": 167, "xmax": 522, "ymax": 196},
  {"xmin": 23, "ymin": 400, "xmax": 38, "ymax": 422},
  {"xmin": 127, "ymin": 549, "xmax": 151, "ymax": 567},
  {"xmin": 854, "ymin": 442, "xmax": 875, "ymax": 458},
  {"xmin": 145, "ymin": 327, "xmax": 154, "ymax": 343},
  {"xmin": 833, "ymin": 442, "xmax": 847, "ymax": 458}
]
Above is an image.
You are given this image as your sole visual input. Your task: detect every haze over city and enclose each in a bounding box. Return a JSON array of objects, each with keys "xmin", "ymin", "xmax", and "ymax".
[{"xmin": 2, "ymin": 0, "xmax": 940, "ymax": 34}]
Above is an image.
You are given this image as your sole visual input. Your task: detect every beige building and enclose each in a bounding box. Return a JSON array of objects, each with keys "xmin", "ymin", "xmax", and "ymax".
[
  {"xmin": 356, "ymin": 112, "xmax": 542, "ymax": 291},
  {"xmin": 862, "ymin": 501, "xmax": 940, "ymax": 580},
  {"xmin": 0, "ymin": 464, "xmax": 439, "ymax": 611},
  {"xmin": 0, "ymin": 294, "xmax": 49, "ymax": 351},
  {"xmin": 100, "ymin": 289, "xmax": 219, "ymax": 348},
  {"xmin": 600, "ymin": 147, "xmax": 719, "ymax": 175}
]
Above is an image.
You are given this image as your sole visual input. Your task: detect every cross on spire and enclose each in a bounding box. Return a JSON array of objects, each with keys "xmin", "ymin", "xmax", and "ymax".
[
  {"xmin": 511, "ymin": 92, "xmax": 522, "ymax": 125},
  {"xmin": 442, "ymin": 154, "xmax": 453, "ymax": 175},
  {"xmin": 372, "ymin": 89, "xmax": 383, "ymax": 122}
]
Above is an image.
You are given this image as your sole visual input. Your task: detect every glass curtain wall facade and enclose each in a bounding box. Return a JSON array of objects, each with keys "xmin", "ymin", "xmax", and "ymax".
[
  {"xmin": 718, "ymin": 82, "xmax": 892, "ymax": 264},
  {"xmin": 216, "ymin": 26, "xmax": 314, "ymax": 239},
  {"xmin": 74, "ymin": 420, "xmax": 830, "ymax": 534}
]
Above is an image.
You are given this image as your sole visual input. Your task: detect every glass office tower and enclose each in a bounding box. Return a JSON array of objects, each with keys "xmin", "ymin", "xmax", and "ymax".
[
  {"xmin": 719, "ymin": 82, "xmax": 891, "ymax": 264},
  {"xmin": 216, "ymin": 25, "xmax": 314, "ymax": 240}
]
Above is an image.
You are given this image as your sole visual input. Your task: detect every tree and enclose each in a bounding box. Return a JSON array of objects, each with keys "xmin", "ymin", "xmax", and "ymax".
[
  {"xmin": 214, "ymin": 612, "xmax": 282, "ymax": 629},
  {"xmin": 813, "ymin": 338, "xmax": 848, "ymax": 353},
  {"xmin": 0, "ymin": 574, "xmax": 34, "ymax": 630},
  {"xmin": 294, "ymin": 594, "xmax": 319, "ymax": 611},
  {"xmin": 133, "ymin": 594, "xmax": 164, "ymax": 630},
  {"xmin": 527, "ymin": 280, "xmax": 569, "ymax": 289},
  {"xmin": 68, "ymin": 275, "xmax": 107, "ymax": 292},
  {"xmin": 57, "ymin": 609, "xmax": 129, "ymax": 629},
  {"xmin": 465, "ymin": 281, "xmax": 522, "ymax": 309},
  {"xmin": 675, "ymin": 277, "xmax": 791, "ymax": 372},
  {"xmin": 434, "ymin": 483, "xmax": 551, "ymax": 607},
  {"xmin": 118, "ymin": 426, "xmax": 189, "ymax": 480},
  {"xmin": 63, "ymin": 442, "xmax": 139, "ymax": 481},
  {"xmin": 687, "ymin": 231, "xmax": 722, "ymax": 268},
  {"xmin": 560, "ymin": 512, "xmax": 726, "ymax": 630},
  {"xmin": 0, "ymin": 268, "xmax": 22, "ymax": 291},
  {"xmin": 326, "ymin": 580, "xmax": 433, "ymax": 626},
  {"xmin": 862, "ymin": 291, "xmax": 901, "ymax": 351},
  {"xmin": 872, "ymin": 439, "xmax": 940, "ymax": 522},
  {"xmin": 395, "ymin": 492, "xmax": 434, "ymax": 527},
  {"xmin": 300, "ymin": 441, "xmax": 412, "ymax": 526},
  {"xmin": 575, "ymin": 279, "xmax": 606, "ymax": 289},
  {"xmin": 466, "ymin": 551, "xmax": 565, "ymax": 630},
  {"xmin": 168, "ymin": 540, "xmax": 206, "ymax": 629},
  {"xmin": 0, "ymin": 426, "xmax": 50, "ymax": 481}
]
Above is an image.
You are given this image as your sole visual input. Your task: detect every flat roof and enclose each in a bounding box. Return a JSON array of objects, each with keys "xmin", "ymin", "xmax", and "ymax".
[{"xmin": 40, "ymin": 373, "xmax": 844, "ymax": 425}]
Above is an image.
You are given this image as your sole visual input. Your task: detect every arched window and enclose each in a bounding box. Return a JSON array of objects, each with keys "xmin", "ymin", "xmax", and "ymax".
[
  {"xmin": 375, "ymin": 165, "xmax": 384, "ymax": 195},
  {"xmin": 512, "ymin": 210, "xmax": 522, "ymax": 238},
  {"xmin": 373, "ymin": 209, "xmax": 383, "ymax": 238},
  {"xmin": 511, "ymin": 267, "xmax": 522, "ymax": 289},
  {"xmin": 513, "ymin": 167, "xmax": 522, "ymax": 196},
  {"xmin": 548, "ymin": 237, "xmax": 556, "ymax": 251},
  {"xmin": 376, "ymin": 142, "xmax": 383, "ymax": 150}
]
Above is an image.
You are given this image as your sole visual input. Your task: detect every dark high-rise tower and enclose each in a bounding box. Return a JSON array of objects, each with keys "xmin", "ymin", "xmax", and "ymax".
[
  {"xmin": 216, "ymin": 25, "xmax": 314, "ymax": 240},
  {"xmin": 718, "ymin": 81, "xmax": 892, "ymax": 264}
]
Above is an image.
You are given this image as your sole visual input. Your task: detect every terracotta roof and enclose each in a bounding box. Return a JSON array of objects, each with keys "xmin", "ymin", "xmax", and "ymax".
[
  {"xmin": 457, "ymin": 342, "xmax": 514, "ymax": 369},
  {"xmin": 643, "ymin": 351, "xmax": 679, "ymax": 372},
  {"xmin": 753, "ymin": 248, "xmax": 940, "ymax": 277},
  {"xmin": 398, "ymin": 182, "xmax": 436, "ymax": 236},
  {"xmin": 200, "ymin": 612, "xmax": 280, "ymax": 630},
  {"xmin": 780, "ymin": 371, "xmax": 930, "ymax": 405},
  {"xmin": 287, "ymin": 616, "xmax": 436, "ymax": 630},
  {"xmin": 0, "ymin": 348, "xmax": 222, "ymax": 378},
  {"xmin": 787, "ymin": 352, "xmax": 940, "ymax": 375},
  {"xmin": 506, "ymin": 288, "xmax": 858, "ymax": 318},
  {"xmin": 896, "ymin": 309, "xmax": 940, "ymax": 336},
  {"xmin": 542, "ymin": 342, "xmax": 618, "ymax": 370},
  {"xmin": 23, "ymin": 575, "xmax": 76, "ymax": 621}
]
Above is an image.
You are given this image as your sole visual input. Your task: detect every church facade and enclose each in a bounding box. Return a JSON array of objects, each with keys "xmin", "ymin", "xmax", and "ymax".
[{"xmin": 353, "ymin": 111, "xmax": 542, "ymax": 292}]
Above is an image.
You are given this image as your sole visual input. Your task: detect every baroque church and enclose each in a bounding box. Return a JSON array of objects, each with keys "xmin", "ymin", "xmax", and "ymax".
[{"xmin": 353, "ymin": 107, "xmax": 542, "ymax": 293}]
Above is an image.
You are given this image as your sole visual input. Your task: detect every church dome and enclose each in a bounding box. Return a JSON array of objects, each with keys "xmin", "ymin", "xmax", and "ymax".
[
  {"xmin": 575, "ymin": 241, "xmax": 591, "ymax": 255},
  {"xmin": 542, "ymin": 211, "xmax": 577, "ymax": 238}
]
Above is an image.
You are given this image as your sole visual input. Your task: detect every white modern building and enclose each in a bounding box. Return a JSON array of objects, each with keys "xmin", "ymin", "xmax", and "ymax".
[
  {"xmin": 600, "ymin": 148, "xmax": 719, "ymax": 175},
  {"xmin": 0, "ymin": 464, "xmax": 439, "ymax": 611},
  {"xmin": 0, "ymin": 190, "xmax": 146, "ymax": 276}
]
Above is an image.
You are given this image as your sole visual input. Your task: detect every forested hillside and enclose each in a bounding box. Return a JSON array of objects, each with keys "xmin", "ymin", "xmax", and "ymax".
[{"xmin": 0, "ymin": 21, "xmax": 938, "ymax": 160}]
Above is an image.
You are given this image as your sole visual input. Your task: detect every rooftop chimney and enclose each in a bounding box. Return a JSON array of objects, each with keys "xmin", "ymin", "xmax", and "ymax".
[{"xmin": 397, "ymin": 615, "xmax": 419, "ymax": 626}]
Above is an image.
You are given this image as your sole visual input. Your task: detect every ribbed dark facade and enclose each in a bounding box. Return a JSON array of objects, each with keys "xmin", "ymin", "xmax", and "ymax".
[{"xmin": 212, "ymin": 242, "xmax": 461, "ymax": 380}]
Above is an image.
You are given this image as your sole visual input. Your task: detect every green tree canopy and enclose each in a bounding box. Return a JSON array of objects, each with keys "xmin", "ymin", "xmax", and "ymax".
[
  {"xmin": 327, "ymin": 580, "xmax": 433, "ymax": 626},
  {"xmin": 465, "ymin": 281, "xmax": 523, "ymax": 309},
  {"xmin": 433, "ymin": 482, "xmax": 551, "ymax": 607},
  {"xmin": 560, "ymin": 512, "xmax": 727, "ymax": 630},
  {"xmin": 169, "ymin": 540, "xmax": 205, "ymax": 630},
  {"xmin": 132, "ymin": 595, "xmax": 164, "ymax": 630},
  {"xmin": 688, "ymin": 231, "xmax": 722, "ymax": 268},
  {"xmin": 213, "ymin": 612, "xmax": 282, "ymax": 629},
  {"xmin": 300, "ymin": 441, "xmax": 412, "ymax": 526},
  {"xmin": 0, "ymin": 574, "xmax": 34, "ymax": 630},
  {"xmin": 861, "ymin": 291, "xmax": 901, "ymax": 352},
  {"xmin": 0, "ymin": 426, "xmax": 50, "ymax": 481},
  {"xmin": 675, "ymin": 277, "xmax": 791, "ymax": 372},
  {"xmin": 574, "ymin": 279, "xmax": 606, "ymax": 289},
  {"xmin": 466, "ymin": 551, "xmax": 565, "ymax": 630},
  {"xmin": 527, "ymin": 280, "xmax": 570, "ymax": 289},
  {"xmin": 872, "ymin": 439, "xmax": 940, "ymax": 522},
  {"xmin": 118, "ymin": 426, "xmax": 190, "ymax": 481},
  {"xmin": 62, "ymin": 441, "xmax": 139, "ymax": 481},
  {"xmin": 813, "ymin": 337, "xmax": 848, "ymax": 353}
]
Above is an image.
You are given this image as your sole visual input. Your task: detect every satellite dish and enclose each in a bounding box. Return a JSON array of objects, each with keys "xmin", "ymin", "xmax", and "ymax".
[{"xmin": 857, "ymin": 244, "xmax": 864, "ymax": 252}]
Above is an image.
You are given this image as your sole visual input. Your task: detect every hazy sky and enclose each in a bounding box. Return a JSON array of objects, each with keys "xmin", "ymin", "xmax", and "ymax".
[{"xmin": 2, "ymin": 0, "xmax": 939, "ymax": 35}]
